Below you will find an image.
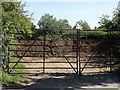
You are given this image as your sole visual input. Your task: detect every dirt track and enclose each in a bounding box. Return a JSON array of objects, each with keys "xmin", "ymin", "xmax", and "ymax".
[
  {"xmin": 19, "ymin": 73, "xmax": 119, "ymax": 89},
  {"xmin": 3, "ymin": 57, "xmax": 120, "ymax": 89},
  {"xmin": 3, "ymin": 72, "xmax": 119, "ymax": 89}
]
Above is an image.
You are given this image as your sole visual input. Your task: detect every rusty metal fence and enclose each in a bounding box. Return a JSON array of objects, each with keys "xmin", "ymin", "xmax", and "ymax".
[{"xmin": 4, "ymin": 28, "xmax": 120, "ymax": 75}]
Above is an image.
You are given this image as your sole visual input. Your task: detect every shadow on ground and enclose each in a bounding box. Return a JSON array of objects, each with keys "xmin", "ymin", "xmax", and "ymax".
[{"xmin": 2, "ymin": 72, "xmax": 120, "ymax": 89}]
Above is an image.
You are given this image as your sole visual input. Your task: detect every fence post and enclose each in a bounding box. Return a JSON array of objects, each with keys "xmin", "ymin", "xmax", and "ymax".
[{"xmin": 43, "ymin": 29, "xmax": 46, "ymax": 73}]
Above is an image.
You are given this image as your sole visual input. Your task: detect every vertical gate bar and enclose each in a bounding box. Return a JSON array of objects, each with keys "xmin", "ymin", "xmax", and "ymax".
[
  {"xmin": 110, "ymin": 31, "xmax": 112, "ymax": 72},
  {"xmin": 78, "ymin": 30, "xmax": 82, "ymax": 76},
  {"xmin": 76, "ymin": 29, "xmax": 79, "ymax": 74},
  {"xmin": 43, "ymin": 29, "xmax": 46, "ymax": 73}
]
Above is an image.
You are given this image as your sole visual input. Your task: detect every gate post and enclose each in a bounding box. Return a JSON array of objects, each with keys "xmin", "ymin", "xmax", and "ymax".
[
  {"xmin": 43, "ymin": 29, "xmax": 46, "ymax": 73},
  {"xmin": 76, "ymin": 29, "xmax": 82, "ymax": 76}
]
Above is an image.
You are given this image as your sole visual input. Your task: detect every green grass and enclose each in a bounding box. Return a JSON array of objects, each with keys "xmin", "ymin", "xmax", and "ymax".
[
  {"xmin": 2, "ymin": 71, "xmax": 26, "ymax": 84},
  {"xmin": 2, "ymin": 59, "xmax": 28, "ymax": 84},
  {"xmin": 9, "ymin": 62, "xmax": 27, "ymax": 74}
]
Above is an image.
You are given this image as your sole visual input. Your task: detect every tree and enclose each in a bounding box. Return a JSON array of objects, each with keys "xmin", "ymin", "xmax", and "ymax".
[
  {"xmin": 1, "ymin": 0, "xmax": 35, "ymax": 72},
  {"xmin": 56, "ymin": 19, "xmax": 72, "ymax": 29},
  {"xmin": 74, "ymin": 20, "xmax": 91, "ymax": 30},
  {"xmin": 98, "ymin": 14, "xmax": 113, "ymax": 30},
  {"xmin": 38, "ymin": 14, "xmax": 57, "ymax": 29},
  {"xmin": 112, "ymin": 1, "xmax": 120, "ymax": 30},
  {"xmin": 2, "ymin": 1, "xmax": 35, "ymax": 38},
  {"xmin": 37, "ymin": 14, "xmax": 72, "ymax": 34},
  {"xmin": 98, "ymin": 1, "xmax": 120, "ymax": 30}
]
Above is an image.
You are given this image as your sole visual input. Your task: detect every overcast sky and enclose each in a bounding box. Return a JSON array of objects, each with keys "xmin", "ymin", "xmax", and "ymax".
[{"xmin": 22, "ymin": 0, "xmax": 119, "ymax": 29}]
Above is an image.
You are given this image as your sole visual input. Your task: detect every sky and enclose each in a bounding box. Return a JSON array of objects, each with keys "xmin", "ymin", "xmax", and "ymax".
[{"xmin": 22, "ymin": 0, "xmax": 119, "ymax": 29}]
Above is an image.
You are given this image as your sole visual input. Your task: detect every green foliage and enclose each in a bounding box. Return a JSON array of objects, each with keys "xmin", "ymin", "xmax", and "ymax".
[
  {"xmin": 112, "ymin": 8, "xmax": 120, "ymax": 30},
  {"xmin": 74, "ymin": 20, "xmax": 91, "ymax": 30},
  {"xmin": 1, "ymin": 0, "xmax": 35, "ymax": 84},
  {"xmin": 2, "ymin": 63, "xmax": 28, "ymax": 84},
  {"xmin": 98, "ymin": 14, "xmax": 113, "ymax": 30},
  {"xmin": 2, "ymin": 57, "xmax": 28, "ymax": 84},
  {"xmin": 2, "ymin": 56, "xmax": 28, "ymax": 84},
  {"xmin": 98, "ymin": 1, "xmax": 120, "ymax": 30},
  {"xmin": 37, "ymin": 14, "xmax": 72, "ymax": 34},
  {"xmin": 2, "ymin": 1, "xmax": 35, "ymax": 38}
]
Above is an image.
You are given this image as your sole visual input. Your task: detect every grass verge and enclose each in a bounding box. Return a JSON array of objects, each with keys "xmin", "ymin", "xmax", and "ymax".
[{"xmin": 2, "ymin": 60, "xmax": 28, "ymax": 84}]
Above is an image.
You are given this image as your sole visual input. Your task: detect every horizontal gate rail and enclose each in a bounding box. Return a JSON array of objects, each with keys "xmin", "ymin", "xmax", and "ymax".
[
  {"xmin": 9, "ymin": 44, "xmax": 77, "ymax": 47},
  {"xmin": 9, "ymin": 39, "xmax": 77, "ymax": 41},
  {"xmin": 9, "ymin": 43, "xmax": 116, "ymax": 46},
  {"xmin": 11, "ymin": 56, "xmax": 77, "ymax": 58},
  {"xmin": 9, "ymin": 67, "xmax": 77, "ymax": 69},
  {"xmin": 9, "ymin": 50, "xmax": 117, "ymax": 53},
  {"xmin": 10, "ymin": 55, "xmax": 118, "ymax": 59},
  {"xmin": 9, "ymin": 50, "xmax": 76, "ymax": 52},
  {"xmin": 9, "ymin": 62, "xmax": 77, "ymax": 63},
  {"xmin": 9, "ymin": 61, "xmax": 117, "ymax": 64},
  {"xmin": 9, "ymin": 71, "xmax": 108, "ymax": 75},
  {"xmin": 7, "ymin": 66, "xmax": 111, "ymax": 69}
]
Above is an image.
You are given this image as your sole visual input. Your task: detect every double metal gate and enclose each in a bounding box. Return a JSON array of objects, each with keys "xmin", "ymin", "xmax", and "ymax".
[{"xmin": 4, "ymin": 28, "xmax": 120, "ymax": 75}]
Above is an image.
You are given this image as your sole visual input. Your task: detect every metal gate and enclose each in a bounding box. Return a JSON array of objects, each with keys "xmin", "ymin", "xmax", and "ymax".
[
  {"xmin": 4, "ymin": 28, "xmax": 120, "ymax": 75},
  {"xmin": 78, "ymin": 30, "xmax": 120, "ymax": 74},
  {"xmin": 5, "ymin": 28, "xmax": 82, "ymax": 75}
]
